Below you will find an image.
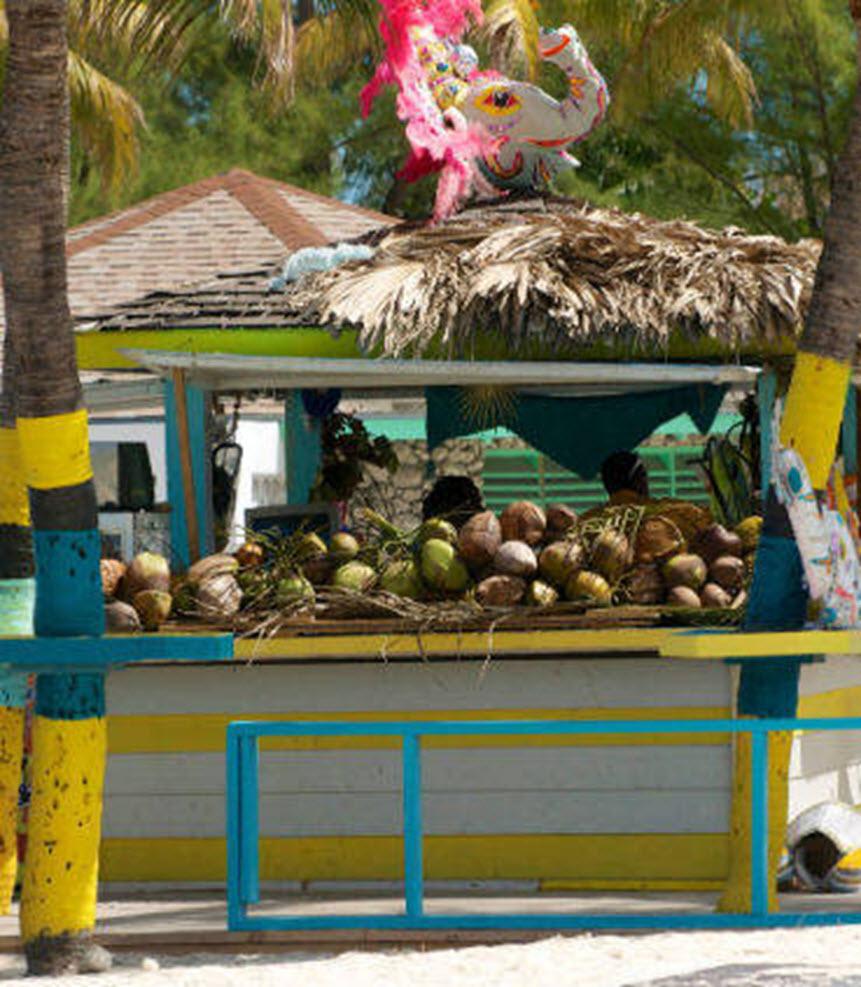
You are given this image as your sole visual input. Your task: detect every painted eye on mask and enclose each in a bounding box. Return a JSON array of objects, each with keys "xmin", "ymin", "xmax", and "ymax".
[{"xmin": 477, "ymin": 86, "xmax": 521, "ymax": 116}]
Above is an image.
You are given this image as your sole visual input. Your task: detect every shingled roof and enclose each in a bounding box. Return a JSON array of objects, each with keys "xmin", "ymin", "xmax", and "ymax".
[{"xmin": 0, "ymin": 168, "xmax": 390, "ymax": 373}]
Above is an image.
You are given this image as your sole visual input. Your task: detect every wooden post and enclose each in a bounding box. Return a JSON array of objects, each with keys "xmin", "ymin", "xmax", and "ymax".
[{"xmin": 173, "ymin": 370, "xmax": 200, "ymax": 565}]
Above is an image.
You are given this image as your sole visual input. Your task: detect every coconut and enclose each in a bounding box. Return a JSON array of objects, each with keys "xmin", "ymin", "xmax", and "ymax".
[
  {"xmin": 458, "ymin": 512, "xmax": 502, "ymax": 570},
  {"xmin": 421, "ymin": 539, "xmax": 457, "ymax": 590},
  {"xmin": 333, "ymin": 561, "xmax": 377, "ymax": 593},
  {"xmin": 123, "ymin": 551, "xmax": 170, "ymax": 599},
  {"xmin": 296, "ymin": 532, "xmax": 328, "ymax": 562},
  {"xmin": 526, "ymin": 580, "xmax": 559, "ymax": 608},
  {"xmin": 132, "ymin": 590, "xmax": 173, "ymax": 631},
  {"xmin": 476, "ymin": 575, "xmax": 526, "ymax": 607},
  {"xmin": 709, "ymin": 555, "xmax": 745, "ymax": 592},
  {"xmin": 500, "ymin": 501, "xmax": 546, "ymax": 546},
  {"xmin": 701, "ymin": 582, "xmax": 732, "ymax": 608},
  {"xmin": 196, "ymin": 573, "xmax": 242, "ymax": 617},
  {"xmin": 302, "ymin": 555, "xmax": 334, "ymax": 586},
  {"xmin": 736, "ymin": 516, "xmax": 763, "ymax": 554},
  {"xmin": 666, "ymin": 586, "xmax": 702, "ymax": 608},
  {"xmin": 662, "ymin": 553, "xmax": 707, "ymax": 590},
  {"xmin": 731, "ymin": 589, "xmax": 748, "ymax": 610},
  {"xmin": 276, "ymin": 573, "xmax": 315, "ymax": 606},
  {"xmin": 626, "ymin": 564, "xmax": 665, "ymax": 605},
  {"xmin": 546, "ymin": 504, "xmax": 577, "ymax": 538},
  {"xmin": 419, "ymin": 518, "xmax": 458, "ymax": 546},
  {"xmin": 329, "ymin": 532, "xmax": 359, "ymax": 563},
  {"xmin": 100, "ymin": 558, "xmax": 126, "ymax": 599},
  {"xmin": 565, "ymin": 570, "xmax": 612, "ymax": 605},
  {"xmin": 591, "ymin": 530, "xmax": 631, "ymax": 583},
  {"xmin": 104, "ymin": 600, "xmax": 141, "ymax": 633},
  {"xmin": 538, "ymin": 541, "xmax": 583, "ymax": 588},
  {"xmin": 442, "ymin": 557, "xmax": 470, "ymax": 594},
  {"xmin": 188, "ymin": 553, "xmax": 238, "ymax": 584},
  {"xmin": 695, "ymin": 523, "xmax": 744, "ymax": 563},
  {"xmin": 634, "ymin": 516, "xmax": 684, "ymax": 564},
  {"xmin": 380, "ymin": 559, "xmax": 423, "ymax": 600},
  {"xmin": 234, "ymin": 541, "xmax": 264, "ymax": 569},
  {"xmin": 493, "ymin": 541, "xmax": 538, "ymax": 578}
]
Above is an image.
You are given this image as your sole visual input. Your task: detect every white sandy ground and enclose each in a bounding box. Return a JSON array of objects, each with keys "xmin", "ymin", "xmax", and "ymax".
[{"xmin": 0, "ymin": 928, "xmax": 861, "ymax": 986}]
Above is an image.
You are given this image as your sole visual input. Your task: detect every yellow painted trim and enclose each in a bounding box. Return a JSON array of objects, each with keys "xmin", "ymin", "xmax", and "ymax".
[
  {"xmin": 107, "ymin": 706, "xmax": 732, "ymax": 755},
  {"xmin": 0, "ymin": 429, "xmax": 29, "ymax": 527},
  {"xmin": 799, "ymin": 685, "xmax": 861, "ymax": 718},
  {"xmin": 780, "ymin": 350, "xmax": 851, "ymax": 489},
  {"xmin": 76, "ymin": 328, "xmax": 363, "ymax": 371},
  {"xmin": 541, "ymin": 879, "xmax": 723, "ymax": 892},
  {"xmin": 718, "ymin": 729, "xmax": 791, "ymax": 914},
  {"xmin": 0, "ymin": 707, "xmax": 23, "ymax": 914},
  {"xmin": 21, "ymin": 716, "xmax": 106, "ymax": 942},
  {"xmin": 100, "ymin": 833, "xmax": 729, "ymax": 883},
  {"xmin": 17, "ymin": 410, "xmax": 92, "ymax": 491},
  {"xmin": 661, "ymin": 630, "xmax": 861, "ymax": 660},
  {"xmin": 235, "ymin": 627, "xmax": 674, "ymax": 662}
]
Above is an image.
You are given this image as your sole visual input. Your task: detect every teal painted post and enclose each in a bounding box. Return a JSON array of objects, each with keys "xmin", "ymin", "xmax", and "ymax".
[
  {"xmin": 842, "ymin": 384, "xmax": 858, "ymax": 479},
  {"xmin": 165, "ymin": 380, "xmax": 213, "ymax": 569},
  {"xmin": 284, "ymin": 391, "xmax": 322, "ymax": 505},
  {"xmin": 758, "ymin": 370, "xmax": 777, "ymax": 503}
]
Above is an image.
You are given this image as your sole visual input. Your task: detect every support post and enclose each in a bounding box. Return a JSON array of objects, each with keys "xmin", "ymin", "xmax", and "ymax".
[
  {"xmin": 402, "ymin": 732, "xmax": 424, "ymax": 918},
  {"xmin": 284, "ymin": 391, "xmax": 322, "ymax": 505},
  {"xmin": 165, "ymin": 376, "xmax": 212, "ymax": 569}
]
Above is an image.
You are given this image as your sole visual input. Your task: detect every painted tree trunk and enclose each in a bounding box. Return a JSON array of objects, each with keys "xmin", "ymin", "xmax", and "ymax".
[
  {"xmin": 0, "ymin": 335, "xmax": 33, "ymax": 913},
  {"xmin": 720, "ymin": 1, "xmax": 861, "ymax": 913},
  {"xmin": 0, "ymin": 0, "xmax": 110, "ymax": 975}
]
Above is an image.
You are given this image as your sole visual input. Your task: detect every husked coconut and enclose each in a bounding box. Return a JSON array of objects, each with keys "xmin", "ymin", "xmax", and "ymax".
[
  {"xmin": 493, "ymin": 541, "xmax": 538, "ymax": 578},
  {"xmin": 500, "ymin": 501, "xmax": 546, "ymax": 546},
  {"xmin": 634, "ymin": 516, "xmax": 684, "ymax": 564},
  {"xmin": 196, "ymin": 573, "xmax": 242, "ymax": 617},
  {"xmin": 662, "ymin": 554, "xmax": 707, "ymax": 590},
  {"xmin": 625, "ymin": 564, "xmax": 664, "ymax": 605},
  {"xmin": 546, "ymin": 504, "xmax": 577, "ymax": 537},
  {"xmin": 458, "ymin": 512, "xmax": 502, "ymax": 570},
  {"xmin": 666, "ymin": 586, "xmax": 702, "ymax": 608},
  {"xmin": 538, "ymin": 541, "xmax": 583, "ymax": 588},
  {"xmin": 701, "ymin": 583, "xmax": 732, "ymax": 608},
  {"xmin": 104, "ymin": 600, "xmax": 141, "ymax": 633},
  {"xmin": 476, "ymin": 575, "xmax": 526, "ymax": 607},
  {"xmin": 100, "ymin": 558, "xmax": 126, "ymax": 599},
  {"xmin": 709, "ymin": 555, "xmax": 745, "ymax": 592},
  {"xmin": 694, "ymin": 523, "xmax": 743, "ymax": 563},
  {"xmin": 188, "ymin": 553, "xmax": 238, "ymax": 584}
]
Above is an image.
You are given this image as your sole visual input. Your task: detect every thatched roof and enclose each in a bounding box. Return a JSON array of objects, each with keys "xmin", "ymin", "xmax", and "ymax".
[{"xmin": 82, "ymin": 196, "xmax": 820, "ymax": 360}]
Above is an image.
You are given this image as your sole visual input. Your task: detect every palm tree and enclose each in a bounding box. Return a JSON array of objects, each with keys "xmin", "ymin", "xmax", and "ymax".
[{"xmin": 720, "ymin": 0, "xmax": 861, "ymax": 914}]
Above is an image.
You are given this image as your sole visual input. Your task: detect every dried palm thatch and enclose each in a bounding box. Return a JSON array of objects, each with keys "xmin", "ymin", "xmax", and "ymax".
[{"xmin": 277, "ymin": 196, "xmax": 820, "ymax": 359}]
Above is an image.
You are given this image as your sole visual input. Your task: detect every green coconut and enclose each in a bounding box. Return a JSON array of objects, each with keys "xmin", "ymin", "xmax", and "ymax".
[
  {"xmin": 296, "ymin": 532, "xmax": 328, "ymax": 562},
  {"xmin": 333, "ymin": 561, "xmax": 377, "ymax": 592},
  {"xmin": 538, "ymin": 541, "xmax": 583, "ymax": 588},
  {"xmin": 421, "ymin": 538, "xmax": 461, "ymax": 591},
  {"xmin": 380, "ymin": 559, "xmax": 424, "ymax": 600},
  {"xmin": 419, "ymin": 518, "xmax": 458, "ymax": 546},
  {"xmin": 442, "ymin": 556, "xmax": 470, "ymax": 594},
  {"xmin": 526, "ymin": 580, "xmax": 559, "ymax": 608},
  {"xmin": 132, "ymin": 590, "xmax": 173, "ymax": 631},
  {"xmin": 276, "ymin": 572, "xmax": 315, "ymax": 606},
  {"xmin": 330, "ymin": 531, "xmax": 360, "ymax": 563}
]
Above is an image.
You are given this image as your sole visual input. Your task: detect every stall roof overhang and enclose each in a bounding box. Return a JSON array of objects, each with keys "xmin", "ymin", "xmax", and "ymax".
[{"xmin": 121, "ymin": 349, "xmax": 758, "ymax": 396}]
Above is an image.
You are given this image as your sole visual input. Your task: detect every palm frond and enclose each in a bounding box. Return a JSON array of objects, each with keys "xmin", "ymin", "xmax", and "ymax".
[
  {"xmin": 479, "ymin": 0, "xmax": 540, "ymax": 80},
  {"xmin": 295, "ymin": 11, "xmax": 377, "ymax": 89},
  {"xmin": 67, "ymin": 48, "xmax": 143, "ymax": 191}
]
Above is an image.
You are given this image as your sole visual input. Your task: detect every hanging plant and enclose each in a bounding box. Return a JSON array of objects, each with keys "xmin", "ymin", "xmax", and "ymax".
[{"xmin": 310, "ymin": 412, "xmax": 399, "ymax": 503}]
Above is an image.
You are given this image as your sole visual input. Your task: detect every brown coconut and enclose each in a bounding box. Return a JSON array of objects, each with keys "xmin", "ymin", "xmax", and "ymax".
[
  {"xmin": 476, "ymin": 575, "xmax": 526, "ymax": 607},
  {"xmin": 500, "ymin": 501, "xmax": 546, "ymax": 546},
  {"xmin": 666, "ymin": 586, "xmax": 702, "ymax": 608},
  {"xmin": 709, "ymin": 555, "xmax": 745, "ymax": 593},
  {"xmin": 539, "ymin": 540, "xmax": 584, "ymax": 588},
  {"xmin": 122, "ymin": 551, "xmax": 170, "ymax": 599},
  {"xmin": 100, "ymin": 558, "xmax": 126, "ymax": 599},
  {"xmin": 104, "ymin": 599, "xmax": 141, "ymax": 633},
  {"xmin": 546, "ymin": 504, "xmax": 577, "ymax": 537},
  {"xmin": 701, "ymin": 582, "xmax": 732, "ymax": 608},
  {"xmin": 493, "ymin": 541, "xmax": 538, "ymax": 578},
  {"xmin": 234, "ymin": 541, "xmax": 264, "ymax": 569},
  {"xmin": 188, "ymin": 553, "xmax": 238, "ymax": 584},
  {"xmin": 458, "ymin": 511, "xmax": 502, "ymax": 570},
  {"xmin": 662, "ymin": 554, "xmax": 707, "ymax": 591},
  {"xmin": 626, "ymin": 565, "xmax": 665, "ymax": 605},
  {"xmin": 196, "ymin": 573, "xmax": 242, "ymax": 617},
  {"xmin": 634, "ymin": 516, "xmax": 684, "ymax": 564},
  {"xmin": 694, "ymin": 524, "xmax": 743, "ymax": 563},
  {"xmin": 132, "ymin": 590, "xmax": 173, "ymax": 631}
]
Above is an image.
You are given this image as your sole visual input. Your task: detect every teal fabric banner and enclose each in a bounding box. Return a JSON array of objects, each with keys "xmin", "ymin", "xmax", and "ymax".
[{"xmin": 426, "ymin": 384, "xmax": 726, "ymax": 479}]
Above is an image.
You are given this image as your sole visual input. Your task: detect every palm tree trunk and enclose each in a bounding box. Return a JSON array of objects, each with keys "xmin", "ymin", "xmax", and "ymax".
[
  {"xmin": 0, "ymin": 336, "xmax": 33, "ymax": 916},
  {"xmin": 0, "ymin": 0, "xmax": 109, "ymax": 975},
  {"xmin": 720, "ymin": 0, "xmax": 861, "ymax": 914}
]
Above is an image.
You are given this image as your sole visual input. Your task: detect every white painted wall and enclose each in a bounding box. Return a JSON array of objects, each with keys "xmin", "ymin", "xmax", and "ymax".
[{"xmin": 89, "ymin": 418, "xmax": 167, "ymax": 502}]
